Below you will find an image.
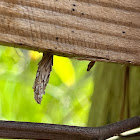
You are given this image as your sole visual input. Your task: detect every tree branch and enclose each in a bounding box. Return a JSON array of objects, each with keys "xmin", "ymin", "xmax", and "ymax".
[{"xmin": 0, "ymin": 116, "xmax": 139, "ymax": 140}]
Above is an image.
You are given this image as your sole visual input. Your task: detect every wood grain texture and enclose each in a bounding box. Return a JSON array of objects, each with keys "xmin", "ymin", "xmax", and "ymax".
[{"xmin": 0, "ymin": 0, "xmax": 140, "ymax": 65}]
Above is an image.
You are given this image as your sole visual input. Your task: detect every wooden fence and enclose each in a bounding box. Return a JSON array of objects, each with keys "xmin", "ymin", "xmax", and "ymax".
[{"xmin": 0, "ymin": 0, "xmax": 140, "ymax": 139}]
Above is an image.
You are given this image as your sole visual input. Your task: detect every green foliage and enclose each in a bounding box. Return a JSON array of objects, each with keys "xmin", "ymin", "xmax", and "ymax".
[
  {"xmin": 0, "ymin": 46, "xmax": 93, "ymax": 126},
  {"xmin": 88, "ymin": 62, "xmax": 140, "ymax": 127}
]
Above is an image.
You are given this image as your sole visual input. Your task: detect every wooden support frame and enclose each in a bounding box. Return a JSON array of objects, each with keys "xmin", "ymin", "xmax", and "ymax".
[
  {"xmin": 0, "ymin": 0, "xmax": 140, "ymax": 65},
  {"xmin": 0, "ymin": 116, "xmax": 139, "ymax": 140}
]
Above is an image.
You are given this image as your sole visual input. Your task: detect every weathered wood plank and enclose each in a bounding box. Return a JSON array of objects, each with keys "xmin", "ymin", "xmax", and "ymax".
[
  {"xmin": 0, "ymin": 0, "xmax": 140, "ymax": 64},
  {"xmin": 0, "ymin": 117, "xmax": 139, "ymax": 139}
]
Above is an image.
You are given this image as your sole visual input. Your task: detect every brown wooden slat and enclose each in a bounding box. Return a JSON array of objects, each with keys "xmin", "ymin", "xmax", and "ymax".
[
  {"xmin": 0, "ymin": 0, "xmax": 140, "ymax": 65},
  {"xmin": 0, "ymin": 116, "xmax": 139, "ymax": 139},
  {"xmin": 76, "ymin": 0, "xmax": 140, "ymax": 12}
]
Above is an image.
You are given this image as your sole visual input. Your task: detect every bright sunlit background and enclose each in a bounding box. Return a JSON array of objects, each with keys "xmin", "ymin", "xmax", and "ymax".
[{"xmin": 0, "ymin": 45, "xmax": 94, "ymax": 126}]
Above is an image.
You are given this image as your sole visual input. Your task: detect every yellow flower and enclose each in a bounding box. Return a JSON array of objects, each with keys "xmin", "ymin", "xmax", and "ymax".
[{"xmin": 29, "ymin": 51, "xmax": 42, "ymax": 61}]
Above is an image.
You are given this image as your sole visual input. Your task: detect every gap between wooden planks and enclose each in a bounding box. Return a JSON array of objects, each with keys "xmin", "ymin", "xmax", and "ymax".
[{"xmin": 0, "ymin": 0, "xmax": 140, "ymax": 65}]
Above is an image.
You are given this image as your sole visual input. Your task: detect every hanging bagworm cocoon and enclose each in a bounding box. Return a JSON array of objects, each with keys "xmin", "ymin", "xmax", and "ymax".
[{"xmin": 33, "ymin": 52, "xmax": 53, "ymax": 104}]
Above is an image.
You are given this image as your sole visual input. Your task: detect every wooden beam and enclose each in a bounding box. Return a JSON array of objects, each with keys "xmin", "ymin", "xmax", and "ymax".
[
  {"xmin": 0, "ymin": 0, "xmax": 140, "ymax": 65},
  {"xmin": 0, "ymin": 116, "xmax": 139, "ymax": 139}
]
